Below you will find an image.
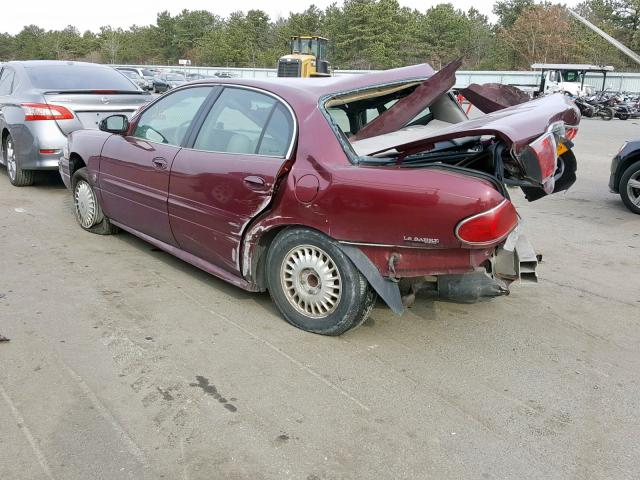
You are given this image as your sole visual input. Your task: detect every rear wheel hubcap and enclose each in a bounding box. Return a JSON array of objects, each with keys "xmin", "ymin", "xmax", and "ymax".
[
  {"xmin": 281, "ymin": 245, "xmax": 342, "ymax": 318},
  {"xmin": 75, "ymin": 180, "xmax": 98, "ymax": 228}
]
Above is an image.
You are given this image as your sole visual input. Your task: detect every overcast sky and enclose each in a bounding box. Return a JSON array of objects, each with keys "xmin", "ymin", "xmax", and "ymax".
[{"xmin": 2, "ymin": 0, "xmax": 580, "ymax": 34}]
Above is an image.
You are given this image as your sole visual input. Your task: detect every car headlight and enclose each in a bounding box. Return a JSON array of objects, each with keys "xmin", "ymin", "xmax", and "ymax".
[{"xmin": 62, "ymin": 143, "xmax": 70, "ymax": 159}]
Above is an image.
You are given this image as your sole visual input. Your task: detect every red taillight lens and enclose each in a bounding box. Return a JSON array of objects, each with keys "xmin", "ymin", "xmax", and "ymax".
[
  {"xmin": 519, "ymin": 131, "xmax": 558, "ymax": 194},
  {"xmin": 455, "ymin": 200, "xmax": 518, "ymax": 246},
  {"xmin": 531, "ymin": 133, "xmax": 557, "ymax": 180},
  {"xmin": 21, "ymin": 103, "xmax": 74, "ymax": 121},
  {"xmin": 565, "ymin": 126, "xmax": 578, "ymax": 140}
]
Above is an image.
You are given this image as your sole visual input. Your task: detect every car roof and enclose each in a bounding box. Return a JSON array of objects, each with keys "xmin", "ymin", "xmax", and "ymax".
[
  {"xmin": 189, "ymin": 63, "xmax": 436, "ymax": 103},
  {"xmin": 7, "ymin": 60, "xmax": 109, "ymax": 69}
]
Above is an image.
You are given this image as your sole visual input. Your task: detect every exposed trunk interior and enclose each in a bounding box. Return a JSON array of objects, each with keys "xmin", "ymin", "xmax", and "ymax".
[{"xmin": 324, "ymin": 81, "xmax": 578, "ymax": 202}]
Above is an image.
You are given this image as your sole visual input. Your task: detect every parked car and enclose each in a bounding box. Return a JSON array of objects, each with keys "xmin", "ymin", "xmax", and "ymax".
[
  {"xmin": 214, "ymin": 71, "xmax": 234, "ymax": 78},
  {"xmin": 116, "ymin": 66, "xmax": 155, "ymax": 82},
  {"xmin": 0, "ymin": 61, "xmax": 152, "ymax": 186},
  {"xmin": 156, "ymin": 72, "xmax": 188, "ymax": 90},
  {"xmin": 60, "ymin": 62, "xmax": 580, "ymax": 335},
  {"xmin": 116, "ymin": 67, "xmax": 153, "ymax": 90},
  {"xmin": 151, "ymin": 75, "xmax": 170, "ymax": 93},
  {"xmin": 116, "ymin": 68, "xmax": 152, "ymax": 91},
  {"xmin": 187, "ymin": 73, "xmax": 209, "ymax": 81},
  {"xmin": 609, "ymin": 140, "xmax": 640, "ymax": 214}
]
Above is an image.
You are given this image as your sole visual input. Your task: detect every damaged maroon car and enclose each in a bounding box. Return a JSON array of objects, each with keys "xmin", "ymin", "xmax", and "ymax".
[{"xmin": 59, "ymin": 61, "xmax": 580, "ymax": 335}]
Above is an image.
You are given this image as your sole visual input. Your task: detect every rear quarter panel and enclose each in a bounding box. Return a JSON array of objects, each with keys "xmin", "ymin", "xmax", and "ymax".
[{"xmin": 243, "ymin": 104, "xmax": 508, "ymax": 280}]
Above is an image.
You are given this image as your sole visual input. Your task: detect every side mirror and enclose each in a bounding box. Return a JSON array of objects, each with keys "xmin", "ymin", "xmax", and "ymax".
[{"xmin": 99, "ymin": 114, "xmax": 129, "ymax": 134}]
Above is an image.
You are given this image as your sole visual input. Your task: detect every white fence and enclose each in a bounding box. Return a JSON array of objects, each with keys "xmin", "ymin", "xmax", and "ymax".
[{"xmin": 119, "ymin": 64, "xmax": 640, "ymax": 93}]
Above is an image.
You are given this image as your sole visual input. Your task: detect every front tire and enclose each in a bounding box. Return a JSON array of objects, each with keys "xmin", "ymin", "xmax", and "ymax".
[
  {"xmin": 71, "ymin": 167, "xmax": 118, "ymax": 234},
  {"xmin": 266, "ymin": 228, "xmax": 376, "ymax": 335},
  {"xmin": 599, "ymin": 107, "xmax": 614, "ymax": 121},
  {"xmin": 619, "ymin": 160, "xmax": 640, "ymax": 214},
  {"xmin": 3, "ymin": 134, "xmax": 34, "ymax": 186}
]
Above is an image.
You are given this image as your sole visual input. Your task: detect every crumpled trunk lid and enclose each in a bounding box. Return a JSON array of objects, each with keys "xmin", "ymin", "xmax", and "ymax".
[{"xmin": 351, "ymin": 93, "xmax": 580, "ymax": 157}]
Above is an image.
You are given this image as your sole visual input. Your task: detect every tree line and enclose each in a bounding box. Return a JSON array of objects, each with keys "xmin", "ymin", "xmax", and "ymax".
[{"xmin": 1, "ymin": 0, "xmax": 639, "ymax": 71}]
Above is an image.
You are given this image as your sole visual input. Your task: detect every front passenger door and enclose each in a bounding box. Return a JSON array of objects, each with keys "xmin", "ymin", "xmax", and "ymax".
[{"xmin": 99, "ymin": 86, "xmax": 214, "ymax": 246}]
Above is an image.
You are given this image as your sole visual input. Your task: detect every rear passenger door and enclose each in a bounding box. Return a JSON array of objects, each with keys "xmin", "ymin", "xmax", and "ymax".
[{"xmin": 168, "ymin": 86, "xmax": 296, "ymax": 274}]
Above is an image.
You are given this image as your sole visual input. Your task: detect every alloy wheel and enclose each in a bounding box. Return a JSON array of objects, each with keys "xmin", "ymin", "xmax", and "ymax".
[
  {"xmin": 626, "ymin": 171, "xmax": 640, "ymax": 207},
  {"xmin": 5, "ymin": 138, "xmax": 16, "ymax": 181},
  {"xmin": 74, "ymin": 180, "xmax": 99, "ymax": 228},
  {"xmin": 280, "ymin": 244, "xmax": 342, "ymax": 318}
]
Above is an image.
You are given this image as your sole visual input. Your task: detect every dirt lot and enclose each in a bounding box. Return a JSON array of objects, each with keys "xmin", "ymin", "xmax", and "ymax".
[{"xmin": 1, "ymin": 116, "xmax": 639, "ymax": 480}]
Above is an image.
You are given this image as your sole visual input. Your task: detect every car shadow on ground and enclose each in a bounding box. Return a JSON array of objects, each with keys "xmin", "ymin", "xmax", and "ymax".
[
  {"xmin": 34, "ymin": 171, "xmax": 65, "ymax": 188},
  {"xmin": 114, "ymin": 230, "xmax": 276, "ymax": 307},
  {"xmin": 116, "ymin": 227, "xmax": 456, "ymax": 329},
  {"xmin": 0, "ymin": 168, "xmax": 65, "ymax": 189},
  {"xmin": 602, "ymin": 197, "xmax": 640, "ymax": 217}
]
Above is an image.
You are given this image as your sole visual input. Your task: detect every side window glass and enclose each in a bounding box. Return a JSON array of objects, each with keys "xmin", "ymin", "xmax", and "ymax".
[
  {"xmin": 328, "ymin": 107, "xmax": 350, "ymax": 134},
  {"xmin": 133, "ymin": 87, "xmax": 212, "ymax": 146},
  {"xmin": 193, "ymin": 88, "xmax": 281, "ymax": 155},
  {"xmin": 257, "ymin": 104, "xmax": 293, "ymax": 157},
  {"xmin": 0, "ymin": 69, "xmax": 15, "ymax": 95}
]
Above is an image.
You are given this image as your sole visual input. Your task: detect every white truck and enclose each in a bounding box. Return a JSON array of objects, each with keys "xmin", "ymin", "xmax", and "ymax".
[{"xmin": 529, "ymin": 63, "xmax": 614, "ymax": 97}]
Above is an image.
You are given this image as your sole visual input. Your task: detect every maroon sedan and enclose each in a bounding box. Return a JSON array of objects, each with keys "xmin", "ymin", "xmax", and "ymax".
[{"xmin": 59, "ymin": 62, "xmax": 580, "ymax": 335}]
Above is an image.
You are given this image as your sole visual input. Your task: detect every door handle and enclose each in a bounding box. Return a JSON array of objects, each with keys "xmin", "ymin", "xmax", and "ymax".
[
  {"xmin": 243, "ymin": 175, "xmax": 269, "ymax": 191},
  {"xmin": 152, "ymin": 157, "xmax": 167, "ymax": 170}
]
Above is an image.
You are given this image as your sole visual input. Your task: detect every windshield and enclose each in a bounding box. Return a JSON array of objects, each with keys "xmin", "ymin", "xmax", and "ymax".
[
  {"xmin": 326, "ymin": 84, "xmax": 437, "ymax": 138},
  {"xmin": 164, "ymin": 73, "xmax": 185, "ymax": 81},
  {"xmin": 27, "ymin": 64, "xmax": 137, "ymax": 90},
  {"xmin": 562, "ymin": 70, "xmax": 583, "ymax": 82},
  {"xmin": 141, "ymin": 69, "xmax": 154, "ymax": 77},
  {"xmin": 291, "ymin": 38, "xmax": 319, "ymax": 57},
  {"xmin": 324, "ymin": 80, "xmax": 468, "ymax": 161}
]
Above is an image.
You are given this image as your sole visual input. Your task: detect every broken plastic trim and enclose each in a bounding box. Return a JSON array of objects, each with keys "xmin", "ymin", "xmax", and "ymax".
[{"xmin": 338, "ymin": 244, "xmax": 404, "ymax": 315}]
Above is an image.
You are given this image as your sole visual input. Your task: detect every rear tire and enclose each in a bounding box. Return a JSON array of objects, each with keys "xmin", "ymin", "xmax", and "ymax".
[
  {"xmin": 619, "ymin": 160, "xmax": 640, "ymax": 215},
  {"xmin": 3, "ymin": 134, "xmax": 35, "ymax": 186},
  {"xmin": 266, "ymin": 228, "xmax": 376, "ymax": 335},
  {"xmin": 71, "ymin": 167, "xmax": 118, "ymax": 234}
]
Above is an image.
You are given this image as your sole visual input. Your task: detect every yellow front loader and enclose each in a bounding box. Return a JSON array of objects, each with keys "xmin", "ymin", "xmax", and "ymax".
[{"xmin": 277, "ymin": 36, "xmax": 331, "ymax": 78}]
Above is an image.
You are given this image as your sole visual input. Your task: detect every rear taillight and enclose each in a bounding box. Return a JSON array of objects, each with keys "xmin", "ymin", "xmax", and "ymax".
[
  {"xmin": 565, "ymin": 126, "xmax": 578, "ymax": 140},
  {"xmin": 455, "ymin": 200, "xmax": 518, "ymax": 246},
  {"xmin": 21, "ymin": 103, "xmax": 74, "ymax": 121},
  {"xmin": 519, "ymin": 131, "xmax": 557, "ymax": 194}
]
